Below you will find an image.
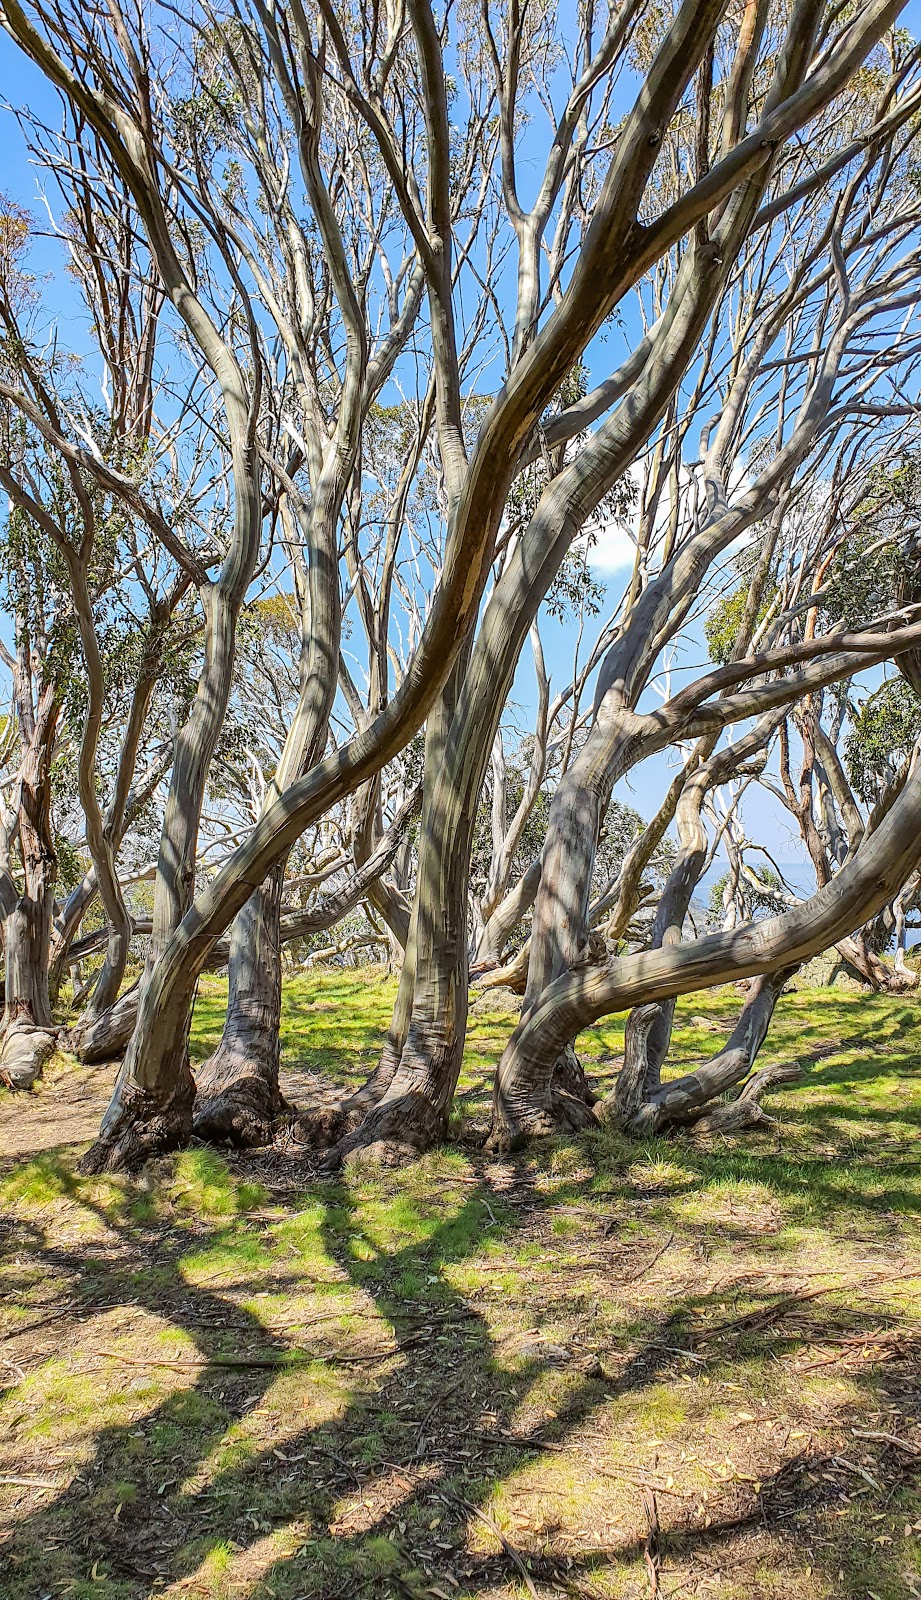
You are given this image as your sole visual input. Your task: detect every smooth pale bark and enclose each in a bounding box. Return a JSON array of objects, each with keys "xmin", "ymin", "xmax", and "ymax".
[
  {"xmin": 193, "ymin": 543, "xmax": 340, "ymax": 1147},
  {"xmin": 611, "ymin": 715, "xmax": 780, "ymax": 1134},
  {"xmin": 503, "ymin": 0, "xmax": 899, "ymax": 1127},
  {"xmin": 68, "ymin": 609, "xmax": 174, "ymax": 1023},
  {"xmin": 0, "ymin": 684, "xmax": 60, "ymax": 1089},
  {"xmin": 491, "ymin": 755, "xmax": 921, "ymax": 1143},
  {"xmin": 191, "ymin": 782, "xmax": 421, "ymax": 1147},
  {"xmin": 49, "ymin": 738, "xmax": 171, "ymax": 1003},
  {"xmin": 326, "ymin": 196, "xmax": 764, "ymax": 1161},
  {"xmin": 15, "ymin": 0, "xmax": 898, "ymax": 1167},
  {"xmin": 78, "ymin": 462, "xmax": 263, "ymax": 1165},
  {"xmin": 192, "ymin": 865, "xmax": 288, "ymax": 1145},
  {"xmin": 472, "ymin": 856, "xmax": 543, "ymax": 971},
  {"xmin": 69, "ymin": 791, "xmax": 421, "ymax": 1070},
  {"xmin": 608, "ymin": 968, "xmax": 796, "ymax": 1136},
  {"xmin": 321, "ymin": 653, "xmax": 477, "ymax": 1165}
]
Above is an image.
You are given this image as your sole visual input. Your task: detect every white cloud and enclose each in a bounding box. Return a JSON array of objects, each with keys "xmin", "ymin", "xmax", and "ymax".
[{"xmin": 585, "ymin": 524, "xmax": 637, "ymax": 573}]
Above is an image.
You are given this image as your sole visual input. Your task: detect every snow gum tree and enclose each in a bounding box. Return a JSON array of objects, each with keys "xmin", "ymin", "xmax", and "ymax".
[{"xmin": 4, "ymin": 0, "xmax": 921, "ymax": 1167}]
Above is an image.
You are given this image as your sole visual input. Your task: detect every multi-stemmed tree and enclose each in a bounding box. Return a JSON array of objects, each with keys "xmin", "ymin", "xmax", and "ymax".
[{"xmin": 3, "ymin": 0, "xmax": 921, "ymax": 1169}]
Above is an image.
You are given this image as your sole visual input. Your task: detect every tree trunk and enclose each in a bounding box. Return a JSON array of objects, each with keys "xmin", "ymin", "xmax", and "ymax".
[
  {"xmin": 70, "ymin": 980, "xmax": 141, "ymax": 1063},
  {"xmin": 472, "ymin": 856, "xmax": 543, "ymax": 971},
  {"xmin": 603, "ymin": 967, "xmax": 798, "ymax": 1135},
  {"xmin": 492, "ymin": 763, "xmax": 921, "ymax": 1134},
  {"xmin": 80, "ymin": 501, "xmax": 262, "ymax": 1172},
  {"xmin": 321, "ymin": 662, "xmax": 474, "ymax": 1167},
  {"xmin": 192, "ymin": 864, "xmax": 289, "ymax": 1145},
  {"xmin": 0, "ymin": 687, "xmax": 60, "ymax": 1089}
]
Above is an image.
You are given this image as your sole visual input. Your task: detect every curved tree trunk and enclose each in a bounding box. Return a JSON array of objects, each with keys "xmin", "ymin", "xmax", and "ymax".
[
  {"xmin": 489, "ymin": 711, "xmax": 780, "ymax": 1145},
  {"xmin": 322, "ymin": 658, "xmax": 475, "ymax": 1166},
  {"xmin": 472, "ymin": 855, "xmax": 543, "ymax": 971},
  {"xmin": 604, "ymin": 966, "xmax": 800, "ymax": 1136},
  {"xmin": 491, "ymin": 760, "xmax": 921, "ymax": 1140},
  {"xmin": 80, "ymin": 489, "xmax": 263, "ymax": 1173},
  {"xmin": 68, "ymin": 0, "xmax": 897, "ymax": 1174}
]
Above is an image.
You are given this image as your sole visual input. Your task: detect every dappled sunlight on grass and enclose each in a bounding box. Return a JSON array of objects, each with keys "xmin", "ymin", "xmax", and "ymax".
[{"xmin": 1, "ymin": 975, "xmax": 920, "ymax": 1597}]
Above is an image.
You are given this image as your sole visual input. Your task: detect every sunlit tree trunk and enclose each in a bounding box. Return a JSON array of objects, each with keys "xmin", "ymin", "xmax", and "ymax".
[{"xmin": 0, "ymin": 681, "xmax": 59, "ymax": 1089}]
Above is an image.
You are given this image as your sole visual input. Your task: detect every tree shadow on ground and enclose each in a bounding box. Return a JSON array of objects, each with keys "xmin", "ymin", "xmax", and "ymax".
[{"xmin": 1, "ymin": 1137, "xmax": 919, "ymax": 1600}]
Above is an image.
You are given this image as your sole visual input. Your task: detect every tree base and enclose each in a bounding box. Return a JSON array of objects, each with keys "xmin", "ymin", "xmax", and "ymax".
[
  {"xmin": 78, "ymin": 1061, "xmax": 196, "ymax": 1173},
  {"xmin": 320, "ymin": 1090, "xmax": 449, "ymax": 1172},
  {"xmin": 192, "ymin": 1045, "xmax": 290, "ymax": 1148},
  {"xmin": 69, "ymin": 982, "xmax": 140, "ymax": 1063},
  {"xmin": 0, "ymin": 1022, "xmax": 57, "ymax": 1090},
  {"xmin": 487, "ymin": 1044, "xmax": 599, "ymax": 1150},
  {"xmin": 486, "ymin": 1087, "xmax": 599, "ymax": 1151}
]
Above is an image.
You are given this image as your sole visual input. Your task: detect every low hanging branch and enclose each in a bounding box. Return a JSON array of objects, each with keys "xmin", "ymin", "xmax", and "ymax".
[{"xmin": 491, "ymin": 753, "xmax": 921, "ymax": 1146}]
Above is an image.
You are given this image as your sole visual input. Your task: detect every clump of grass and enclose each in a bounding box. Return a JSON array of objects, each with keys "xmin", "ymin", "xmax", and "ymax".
[
  {"xmin": 168, "ymin": 1148, "xmax": 268, "ymax": 1216},
  {"xmin": 0, "ymin": 1152, "xmax": 80, "ymax": 1208}
]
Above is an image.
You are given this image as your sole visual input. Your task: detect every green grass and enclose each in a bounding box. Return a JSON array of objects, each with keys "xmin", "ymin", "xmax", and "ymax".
[{"xmin": 0, "ymin": 973, "xmax": 919, "ymax": 1600}]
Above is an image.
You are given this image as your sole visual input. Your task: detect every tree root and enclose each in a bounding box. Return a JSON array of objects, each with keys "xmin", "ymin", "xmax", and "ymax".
[
  {"xmin": 485, "ymin": 1087, "xmax": 600, "ymax": 1152},
  {"xmin": 294, "ymin": 1101, "xmax": 364, "ymax": 1150},
  {"xmin": 192, "ymin": 1045, "xmax": 291, "ymax": 1148},
  {"xmin": 486, "ymin": 1039, "xmax": 600, "ymax": 1151},
  {"xmin": 0, "ymin": 1022, "xmax": 58, "ymax": 1090},
  {"xmin": 319, "ymin": 1091, "xmax": 449, "ymax": 1172},
  {"xmin": 292, "ymin": 1039, "xmax": 402, "ymax": 1152},
  {"xmin": 78, "ymin": 1063, "xmax": 196, "ymax": 1173}
]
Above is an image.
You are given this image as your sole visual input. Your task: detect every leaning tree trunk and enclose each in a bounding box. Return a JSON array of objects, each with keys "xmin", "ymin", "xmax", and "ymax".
[
  {"xmin": 602, "ymin": 966, "xmax": 801, "ymax": 1136},
  {"xmin": 491, "ymin": 711, "xmax": 780, "ymax": 1146},
  {"xmin": 79, "ymin": 445, "xmax": 263, "ymax": 1171},
  {"xmin": 192, "ymin": 484, "xmax": 342, "ymax": 1146},
  {"xmin": 491, "ymin": 761, "xmax": 921, "ymax": 1140}
]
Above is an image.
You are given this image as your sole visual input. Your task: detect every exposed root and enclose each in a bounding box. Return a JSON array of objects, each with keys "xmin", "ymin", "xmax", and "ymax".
[
  {"xmin": 0, "ymin": 1022, "xmax": 57, "ymax": 1090},
  {"xmin": 291, "ymin": 1039, "xmax": 402, "ymax": 1151},
  {"xmin": 294, "ymin": 1101, "xmax": 363, "ymax": 1150},
  {"xmin": 192, "ymin": 1046, "xmax": 291, "ymax": 1148},
  {"xmin": 78, "ymin": 1061, "xmax": 195, "ymax": 1173},
  {"xmin": 320, "ymin": 1091, "xmax": 448, "ymax": 1172},
  {"xmin": 485, "ymin": 1086, "xmax": 600, "ymax": 1152}
]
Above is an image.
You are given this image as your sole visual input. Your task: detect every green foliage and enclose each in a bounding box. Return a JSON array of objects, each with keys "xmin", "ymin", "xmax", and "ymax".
[
  {"xmin": 823, "ymin": 456, "xmax": 921, "ymax": 631},
  {"xmin": 844, "ymin": 678, "xmax": 921, "ymax": 804},
  {"xmin": 823, "ymin": 531, "xmax": 905, "ymax": 630},
  {"xmin": 707, "ymin": 865, "xmax": 784, "ymax": 925},
  {"xmin": 544, "ymin": 538, "xmax": 606, "ymax": 621}
]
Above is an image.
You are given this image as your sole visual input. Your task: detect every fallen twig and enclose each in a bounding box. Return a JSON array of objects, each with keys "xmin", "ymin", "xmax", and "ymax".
[
  {"xmin": 470, "ymin": 1431, "xmax": 692, "ymax": 1495},
  {"xmin": 96, "ymin": 1347, "xmax": 307, "ymax": 1371},
  {"xmin": 830, "ymin": 1455, "xmax": 882, "ymax": 1491},
  {"xmin": 0, "ymin": 1475, "xmax": 60, "ymax": 1490},
  {"xmin": 623, "ymin": 1233, "xmax": 675, "ymax": 1284},
  {"xmin": 691, "ymin": 1283, "xmax": 836, "ymax": 1342},
  {"xmin": 471, "ymin": 1428, "xmax": 565, "ymax": 1452},
  {"xmin": 642, "ymin": 1485, "xmax": 661, "ymax": 1598},
  {"xmin": 851, "ymin": 1429, "xmax": 921, "ymax": 1458},
  {"xmin": 443, "ymin": 1492, "xmax": 538, "ymax": 1599}
]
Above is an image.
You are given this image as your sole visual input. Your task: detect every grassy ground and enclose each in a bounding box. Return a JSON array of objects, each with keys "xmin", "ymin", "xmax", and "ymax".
[{"xmin": 1, "ymin": 970, "xmax": 919, "ymax": 1600}]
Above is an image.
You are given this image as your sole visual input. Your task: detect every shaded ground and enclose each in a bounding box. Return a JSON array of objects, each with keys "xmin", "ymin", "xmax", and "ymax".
[{"xmin": 0, "ymin": 971, "xmax": 919, "ymax": 1599}]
